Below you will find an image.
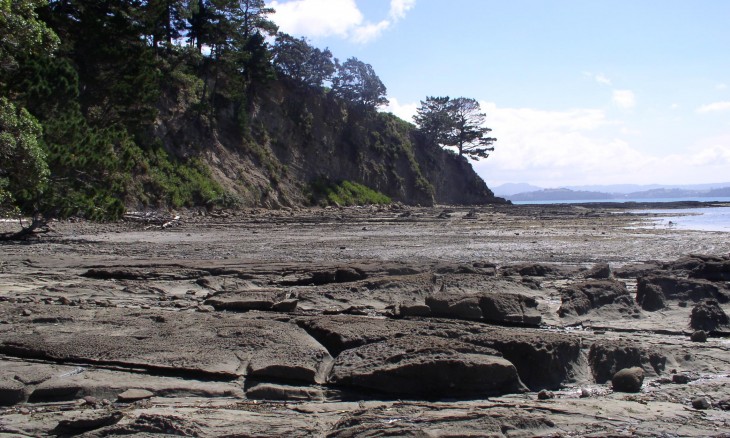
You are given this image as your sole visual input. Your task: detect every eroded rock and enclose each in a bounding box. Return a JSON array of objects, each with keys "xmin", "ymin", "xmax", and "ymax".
[
  {"xmin": 328, "ymin": 335, "xmax": 526, "ymax": 398},
  {"xmin": 690, "ymin": 300, "xmax": 729, "ymax": 331}
]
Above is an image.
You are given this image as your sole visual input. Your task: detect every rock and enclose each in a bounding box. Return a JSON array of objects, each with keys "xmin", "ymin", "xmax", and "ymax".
[
  {"xmin": 272, "ymin": 298, "xmax": 298, "ymax": 312},
  {"xmin": 328, "ymin": 335, "xmax": 526, "ymax": 398},
  {"xmin": 398, "ymin": 302, "xmax": 431, "ymax": 317},
  {"xmin": 558, "ymin": 280, "xmax": 636, "ymax": 317},
  {"xmin": 29, "ymin": 380, "xmax": 83, "ymax": 402},
  {"xmin": 585, "ymin": 263, "xmax": 612, "ymax": 279},
  {"xmin": 0, "ymin": 379, "xmax": 26, "ymax": 406},
  {"xmin": 335, "ymin": 267, "xmax": 367, "ymax": 283},
  {"xmin": 588, "ymin": 342, "xmax": 665, "ymax": 384},
  {"xmin": 537, "ymin": 389, "xmax": 554, "ymax": 400},
  {"xmin": 672, "ymin": 374, "xmax": 690, "ymax": 384},
  {"xmin": 689, "ymin": 300, "xmax": 730, "ymax": 331},
  {"xmin": 297, "ymin": 315, "xmax": 581, "ymax": 391},
  {"xmin": 204, "ymin": 290, "xmax": 279, "ymax": 311},
  {"xmin": 427, "ymin": 289, "xmax": 542, "ymax": 326},
  {"xmin": 717, "ymin": 398, "xmax": 730, "ymax": 411},
  {"xmin": 580, "ymin": 388, "xmax": 591, "ymax": 398},
  {"xmin": 425, "ymin": 295, "xmax": 483, "ymax": 320},
  {"xmin": 636, "ymin": 275, "xmax": 729, "ymax": 311},
  {"xmin": 0, "ymin": 304, "xmax": 333, "ymax": 384},
  {"xmin": 53, "ymin": 411, "xmax": 124, "ymax": 434},
  {"xmin": 479, "ymin": 292, "xmax": 542, "ymax": 326},
  {"xmin": 692, "ymin": 396, "xmax": 711, "ymax": 410},
  {"xmin": 117, "ymin": 388, "xmax": 154, "ymax": 402},
  {"xmin": 611, "ymin": 367, "xmax": 644, "ymax": 393},
  {"xmin": 691, "ymin": 330, "xmax": 708, "ymax": 342},
  {"xmin": 501, "ymin": 264, "xmax": 559, "ymax": 277},
  {"xmin": 246, "ymin": 383, "xmax": 325, "ymax": 401}
]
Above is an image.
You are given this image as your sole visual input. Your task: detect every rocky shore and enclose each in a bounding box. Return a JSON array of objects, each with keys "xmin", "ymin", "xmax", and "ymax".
[{"xmin": 1, "ymin": 204, "xmax": 729, "ymax": 436}]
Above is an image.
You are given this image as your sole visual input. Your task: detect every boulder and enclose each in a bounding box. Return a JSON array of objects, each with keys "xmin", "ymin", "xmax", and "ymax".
[
  {"xmin": 692, "ymin": 397, "xmax": 711, "ymax": 410},
  {"xmin": 611, "ymin": 367, "xmax": 644, "ymax": 393},
  {"xmin": 691, "ymin": 330, "xmax": 708, "ymax": 342},
  {"xmin": 689, "ymin": 300, "xmax": 730, "ymax": 331},
  {"xmin": 328, "ymin": 335, "xmax": 526, "ymax": 398}
]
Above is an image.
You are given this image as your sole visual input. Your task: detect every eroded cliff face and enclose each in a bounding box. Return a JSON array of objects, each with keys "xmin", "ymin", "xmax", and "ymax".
[{"xmin": 155, "ymin": 78, "xmax": 505, "ymax": 208}]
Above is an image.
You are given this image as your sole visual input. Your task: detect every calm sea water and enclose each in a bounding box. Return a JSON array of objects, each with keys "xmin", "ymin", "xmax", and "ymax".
[
  {"xmin": 634, "ymin": 206, "xmax": 730, "ymax": 232},
  {"xmin": 512, "ymin": 197, "xmax": 730, "ymax": 232},
  {"xmin": 513, "ymin": 196, "xmax": 730, "ymax": 205}
]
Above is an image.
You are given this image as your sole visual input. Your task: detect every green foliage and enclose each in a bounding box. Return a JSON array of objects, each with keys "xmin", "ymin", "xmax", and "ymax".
[
  {"xmin": 310, "ymin": 179, "xmax": 391, "ymax": 207},
  {"xmin": 0, "ymin": 98, "xmax": 49, "ymax": 215},
  {"xmin": 273, "ymin": 33, "xmax": 335, "ymax": 88},
  {"xmin": 145, "ymin": 149, "xmax": 224, "ymax": 209},
  {"xmin": 0, "ymin": 0, "xmax": 59, "ymax": 74},
  {"xmin": 331, "ymin": 57, "xmax": 388, "ymax": 109}
]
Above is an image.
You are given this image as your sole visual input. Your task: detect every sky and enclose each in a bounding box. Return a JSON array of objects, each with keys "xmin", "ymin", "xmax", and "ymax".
[{"xmin": 266, "ymin": 0, "xmax": 730, "ymax": 188}]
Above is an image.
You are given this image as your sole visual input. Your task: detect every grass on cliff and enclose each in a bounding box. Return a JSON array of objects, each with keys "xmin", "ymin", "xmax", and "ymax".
[{"xmin": 310, "ymin": 179, "xmax": 391, "ymax": 206}]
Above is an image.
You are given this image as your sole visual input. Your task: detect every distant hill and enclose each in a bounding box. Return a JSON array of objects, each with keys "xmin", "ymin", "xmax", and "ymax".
[
  {"xmin": 492, "ymin": 183, "xmax": 544, "ymax": 197},
  {"xmin": 506, "ymin": 185, "xmax": 730, "ymax": 202},
  {"xmin": 509, "ymin": 188, "xmax": 613, "ymax": 202}
]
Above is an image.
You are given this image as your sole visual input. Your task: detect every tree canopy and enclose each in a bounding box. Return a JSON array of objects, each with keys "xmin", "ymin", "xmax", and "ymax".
[
  {"xmin": 272, "ymin": 33, "xmax": 335, "ymax": 89},
  {"xmin": 414, "ymin": 96, "xmax": 496, "ymax": 161},
  {"xmin": 331, "ymin": 57, "xmax": 389, "ymax": 109}
]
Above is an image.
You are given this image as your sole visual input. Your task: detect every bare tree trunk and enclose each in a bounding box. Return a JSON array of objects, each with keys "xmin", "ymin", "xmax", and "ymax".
[{"xmin": 0, "ymin": 214, "xmax": 50, "ymax": 241}]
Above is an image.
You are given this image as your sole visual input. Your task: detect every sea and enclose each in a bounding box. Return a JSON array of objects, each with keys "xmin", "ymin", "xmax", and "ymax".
[{"xmin": 512, "ymin": 197, "xmax": 730, "ymax": 232}]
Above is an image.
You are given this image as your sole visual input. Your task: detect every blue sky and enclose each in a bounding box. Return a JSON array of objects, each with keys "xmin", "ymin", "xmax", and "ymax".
[{"xmin": 267, "ymin": 0, "xmax": 730, "ymax": 188}]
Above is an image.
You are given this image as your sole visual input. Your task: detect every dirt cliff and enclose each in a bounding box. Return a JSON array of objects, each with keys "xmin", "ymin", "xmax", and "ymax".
[{"xmin": 154, "ymin": 78, "xmax": 505, "ymax": 208}]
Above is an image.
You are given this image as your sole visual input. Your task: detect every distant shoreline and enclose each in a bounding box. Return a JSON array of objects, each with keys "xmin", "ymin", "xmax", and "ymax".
[{"xmin": 511, "ymin": 199, "xmax": 730, "ymax": 209}]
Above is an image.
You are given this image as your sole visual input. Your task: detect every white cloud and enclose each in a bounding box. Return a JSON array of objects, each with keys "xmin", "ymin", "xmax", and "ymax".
[
  {"xmin": 612, "ymin": 90, "xmax": 636, "ymax": 109},
  {"xmin": 459, "ymin": 102, "xmax": 729, "ymax": 187},
  {"xmin": 383, "ymin": 97, "xmax": 418, "ymax": 122},
  {"xmin": 389, "ymin": 0, "xmax": 416, "ymax": 20},
  {"xmin": 269, "ymin": 0, "xmax": 415, "ymax": 43},
  {"xmin": 582, "ymin": 71, "xmax": 612, "ymax": 86},
  {"xmin": 669, "ymin": 103, "xmax": 680, "ymax": 110},
  {"xmin": 696, "ymin": 101, "xmax": 730, "ymax": 113},
  {"xmin": 716, "ymin": 83, "xmax": 728, "ymax": 91}
]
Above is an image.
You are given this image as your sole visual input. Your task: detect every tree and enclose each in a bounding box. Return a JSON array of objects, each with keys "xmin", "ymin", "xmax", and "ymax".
[
  {"xmin": 414, "ymin": 96, "xmax": 496, "ymax": 161},
  {"xmin": 0, "ymin": 0, "xmax": 59, "ymax": 76},
  {"xmin": 0, "ymin": 98, "xmax": 49, "ymax": 218},
  {"xmin": 331, "ymin": 57, "xmax": 388, "ymax": 109},
  {"xmin": 272, "ymin": 33, "xmax": 334, "ymax": 88}
]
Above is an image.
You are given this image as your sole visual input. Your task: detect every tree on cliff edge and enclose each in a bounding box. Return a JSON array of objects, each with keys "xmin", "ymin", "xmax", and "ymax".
[{"xmin": 414, "ymin": 96, "xmax": 496, "ymax": 161}]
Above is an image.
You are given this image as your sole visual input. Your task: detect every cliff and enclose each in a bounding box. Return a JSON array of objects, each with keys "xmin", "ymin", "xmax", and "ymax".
[{"xmin": 154, "ymin": 77, "xmax": 505, "ymax": 209}]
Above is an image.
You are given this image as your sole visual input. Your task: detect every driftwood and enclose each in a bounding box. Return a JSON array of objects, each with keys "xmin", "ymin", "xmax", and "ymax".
[{"xmin": 123, "ymin": 212, "xmax": 182, "ymax": 229}]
